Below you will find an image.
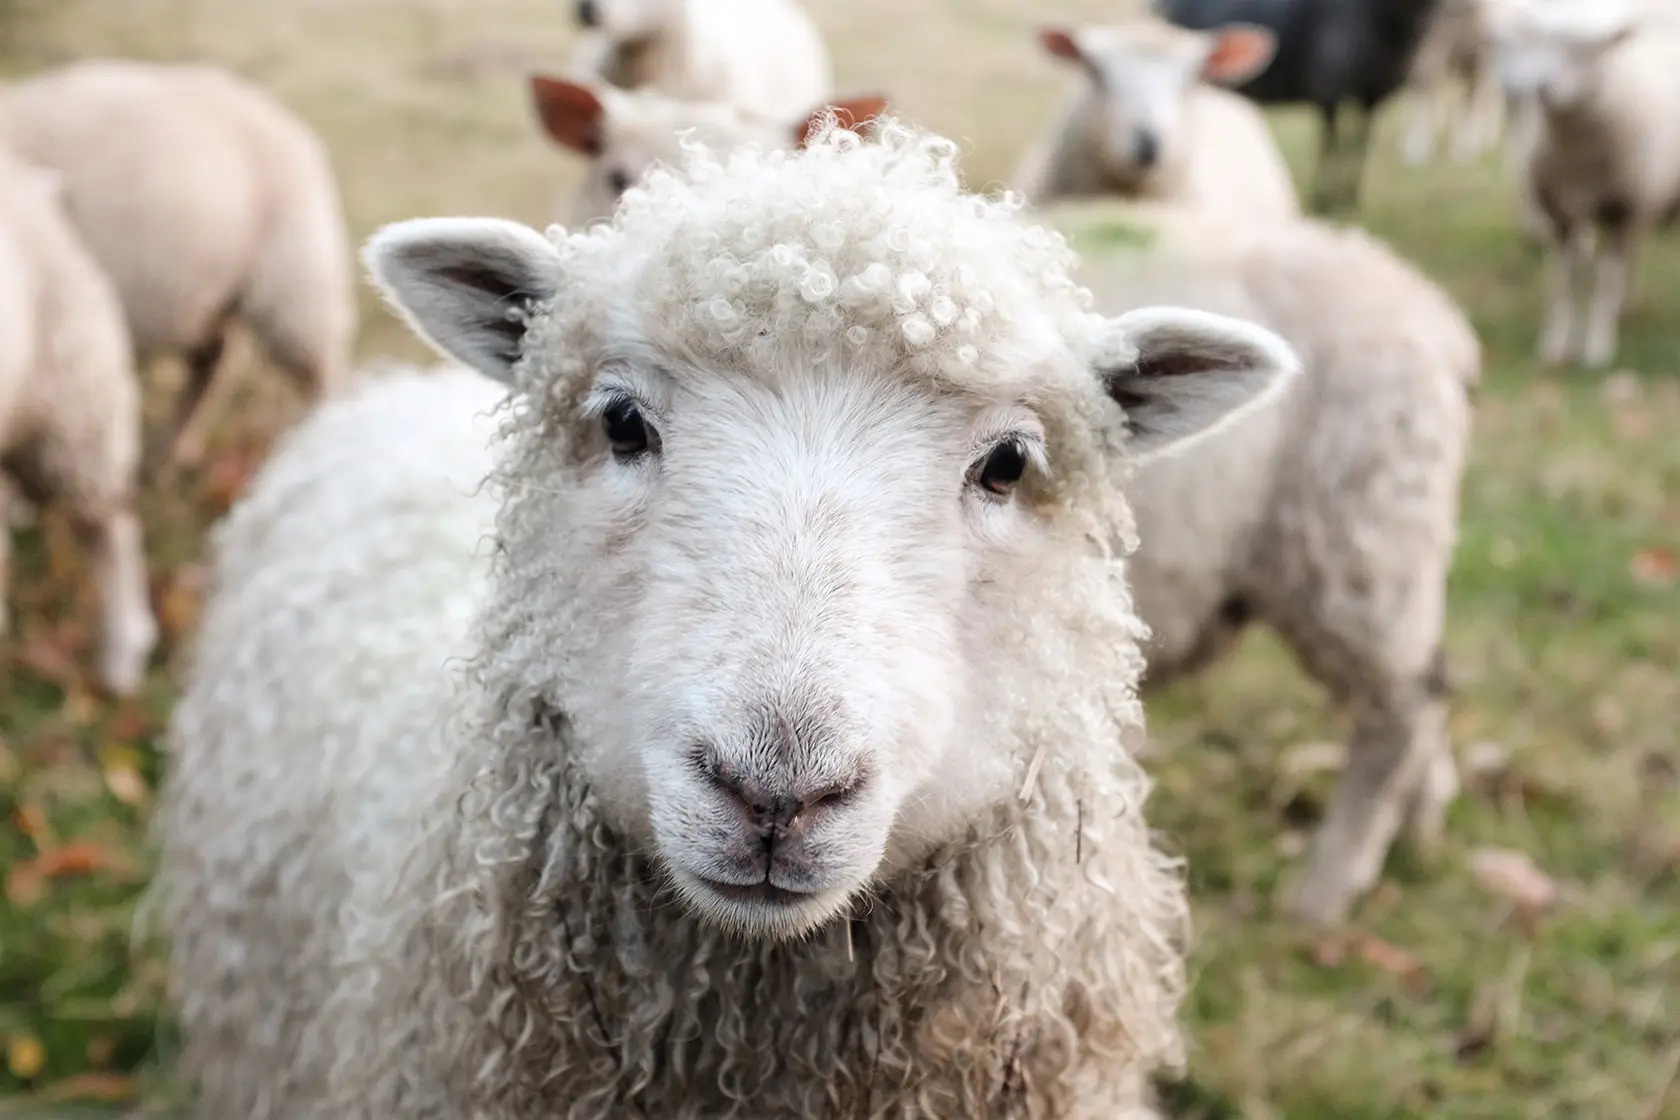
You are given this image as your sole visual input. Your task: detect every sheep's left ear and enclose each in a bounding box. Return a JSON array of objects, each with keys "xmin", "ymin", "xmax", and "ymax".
[
  {"xmin": 793, "ymin": 94, "xmax": 889, "ymax": 148},
  {"xmin": 1093, "ymin": 307, "xmax": 1299, "ymax": 463},
  {"xmin": 1200, "ymin": 24, "xmax": 1277, "ymax": 86},
  {"xmin": 363, "ymin": 218, "xmax": 563, "ymax": 385}
]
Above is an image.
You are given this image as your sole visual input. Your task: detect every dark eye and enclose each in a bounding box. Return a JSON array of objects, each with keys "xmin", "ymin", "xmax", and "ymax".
[
  {"xmin": 606, "ymin": 168, "xmax": 631, "ymax": 195},
  {"xmin": 973, "ymin": 439, "xmax": 1029, "ymax": 497},
  {"xmin": 602, "ymin": 396, "xmax": 655, "ymax": 458}
]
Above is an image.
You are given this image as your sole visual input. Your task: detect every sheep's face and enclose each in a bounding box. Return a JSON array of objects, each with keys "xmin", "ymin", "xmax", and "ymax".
[
  {"xmin": 365, "ymin": 124, "xmax": 1298, "ymax": 940},
  {"xmin": 576, "ymin": 0, "xmax": 673, "ymax": 39},
  {"xmin": 1039, "ymin": 22, "xmax": 1275, "ymax": 185},
  {"xmin": 1491, "ymin": 3, "xmax": 1634, "ymax": 110}
]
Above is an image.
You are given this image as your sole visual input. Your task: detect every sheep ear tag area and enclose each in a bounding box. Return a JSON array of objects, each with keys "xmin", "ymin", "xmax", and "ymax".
[
  {"xmin": 363, "ymin": 218, "xmax": 563, "ymax": 385},
  {"xmin": 1202, "ymin": 25, "xmax": 1278, "ymax": 87},
  {"xmin": 1097, "ymin": 307, "xmax": 1300, "ymax": 463},
  {"xmin": 531, "ymin": 75, "xmax": 607, "ymax": 155}
]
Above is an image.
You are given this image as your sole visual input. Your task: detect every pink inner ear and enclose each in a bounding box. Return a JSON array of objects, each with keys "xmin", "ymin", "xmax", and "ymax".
[
  {"xmin": 530, "ymin": 75, "xmax": 605, "ymax": 155},
  {"xmin": 1040, "ymin": 28, "xmax": 1083, "ymax": 63},
  {"xmin": 1202, "ymin": 27, "xmax": 1275, "ymax": 84},
  {"xmin": 795, "ymin": 94, "xmax": 890, "ymax": 149}
]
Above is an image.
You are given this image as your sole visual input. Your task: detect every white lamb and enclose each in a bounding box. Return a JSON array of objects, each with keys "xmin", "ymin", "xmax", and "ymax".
[
  {"xmin": 0, "ymin": 148, "xmax": 155, "ymax": 695},
  {"xmin": 529, "ymin": 72, "xmax": 885, "ymax": 224},
  {"xmin": 1048, "ymin": 198, "xmax": 1479, "ymax": 925},
  {"xmin": 1492, "ymin": 0, "xmax": 1680, "ymax": 367},
  {"xmin": 567, "ymin": 0, "xmax": 832, "ymax": 123},
  {"xmin": 1014, "ymin": 19, "xmax": 1301, "ymax": 220},
  {"xmin": 0, "ymin": 60, "xmax": 356, "ymax": 468},
  {"xmin": 155, "ymin": 120, "xmax": 1302, "ymax": 1118},
  {"xmin": 1400, "ymin": 0, "xmax": 1523, "ymax": 166}
]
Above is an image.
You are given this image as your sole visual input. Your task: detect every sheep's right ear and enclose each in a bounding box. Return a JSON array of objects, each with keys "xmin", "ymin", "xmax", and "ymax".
[
  {"xmin": 1092, "ymin": 306, "xmax": 1300, "ymax": 464},
  {"xmin": 793, "ymin": 94, "xmax": 889, "ymax": 148},
  {"xmin": 1040, "ymin": 27, "xmax": 1087, "ymax": 65},
  {"xmin": 363, "ymin": 218, "xmax": 562, "ymax": 385},
  {"xmin": 531, "ymin": 74, "xmax": 607, "ymax": 154},
  {"xmin": 1201, "ymin": 24, "xmax": 1277, "ymax": 86}
]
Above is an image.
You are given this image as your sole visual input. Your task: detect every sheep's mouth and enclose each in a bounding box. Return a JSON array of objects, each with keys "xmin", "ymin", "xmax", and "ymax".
[{"xmin": 693, "ymin": 875, "xmax": 814, "ymax": 907}]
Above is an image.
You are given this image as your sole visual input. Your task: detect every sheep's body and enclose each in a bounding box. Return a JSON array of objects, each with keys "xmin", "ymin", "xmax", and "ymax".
[
  {"xmin": 1019, "ymin": 79, "xmax": 1299, "ymax": 219},
  {"xmin": 0, "ymin": 149, "xmax": 155, "ymax": 694},
  {"xmin": 0, "ymin": 60, "xmax": 355, "ymax": 466},
  {"xmin": 158, "ymin": 122, "xmax": 1305, "ymax": 1118},
  {"xmin": 1051, "ymin": 199, "xmax": 1478, "ymax": 923},
  {"xmin": 1503, "ymin": 10, "xmax": 1680, "ymax": 366},
  {"xmin": 1155, "ymin": 0, "xmax": 1442, "ymax": 211},
  {"xmin": 571, "ymin": 0, "xmax": 832, "ymax": 122}
]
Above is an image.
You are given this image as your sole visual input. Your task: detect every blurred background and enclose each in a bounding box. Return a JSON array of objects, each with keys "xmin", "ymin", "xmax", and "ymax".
[{"xmin": 0, "ymin": 0, "xmax": 1675, "ymax": 1116}]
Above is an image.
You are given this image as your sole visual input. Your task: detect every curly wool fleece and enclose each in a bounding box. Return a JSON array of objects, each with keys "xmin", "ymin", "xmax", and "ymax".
[{"xmin": 160, "ymin": 120, "xmax": 1191, "ymax": 1120}]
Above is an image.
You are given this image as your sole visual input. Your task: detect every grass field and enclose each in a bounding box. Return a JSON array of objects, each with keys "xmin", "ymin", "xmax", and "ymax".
[{"xmin": 1, "ymin": 0, "xmax": 1677, "ymax": 1116}]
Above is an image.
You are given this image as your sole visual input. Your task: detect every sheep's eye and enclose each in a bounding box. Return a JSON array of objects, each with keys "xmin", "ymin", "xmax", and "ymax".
[
  {"xmin": 973, "ymin": 439, "xmax": 1028, "ymax": 497},
  {"xmin": 602, "ymin": 397, "xmax": 653, "ymax": 458},
  {"xmin": 606, "ymin": 168, "xmax": 632, "ymax": 195}
]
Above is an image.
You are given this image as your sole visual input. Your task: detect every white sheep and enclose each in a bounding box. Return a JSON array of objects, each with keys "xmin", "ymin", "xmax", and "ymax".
[
  {"xmin": 1400, "ymin": 0, "xmax": 1520, "ymax": 165},
  {"xmin": 529, "ymin": 72, "xmax": 885, "ymax": 224},
  {"xmin": 155, "ymin": 119, "xmax": 1303, "ymax": 1118},
  {"xmin": 0, "ymin": 60, "xmax": 356, "ymax": 468},
  {"xmin": 0, "ymin": 148, "xmax": 155, "ymax": 695},
  {"xmin": 1048, "ymin": 198, "xmax": 1479, "ymax": 925},
  {"xmin": 1014, "ymin": 19, "xmax": 1300, "ymax": 220},
  {"xmin": 1492, "ymin": 0, "xmax": 1680, "ymax": 366},
  {"xmin": 567, "ymin": 0, "xmax": 832, "ymax": 123}
]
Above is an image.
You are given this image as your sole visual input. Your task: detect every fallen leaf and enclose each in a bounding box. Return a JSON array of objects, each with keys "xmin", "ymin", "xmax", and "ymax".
[
  {"xmin": 14, "ymin": 636, "xmax": 82, "ymax": 685},
  {"xmin": 100, "ymin": 743, "xmax": 150, "ymax": 807},
  {"xmin": 1468, "ymin": 848, "xmax": 1560, "ymax": 914},
  {"xmin": 5, "ymin": 865, "xmax": 45, "ymax": 907},
  {"xmin": 1309, "ymin": 935, "xmax": 1349, "ymax": 968},
  {"xmin": 6, "ymin": 1032, "xmax": 45, "ymax": 1079},
  {"xmin": 34, "ymin": 840, "xmax": 115, "ymax": 879},
  {"xmin": 35, "ymin": 1071, "xmax": 137, "ymax": 1103},
  {"xmin": 1631, "ymin": 546, "xmax": 1678, "ymax": 587},
  {"xmin": 1356, "ymin": 934, "xmax": 1429, "ymax": 994},
  {"xmin": 13, "ymin": 803, "xmax": 49, "ymax": 842}
]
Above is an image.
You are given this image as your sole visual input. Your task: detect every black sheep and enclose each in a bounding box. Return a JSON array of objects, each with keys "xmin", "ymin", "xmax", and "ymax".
[{"xmin": 1155, "ymin": 0, "xmax": 1443, "ymax": 212}]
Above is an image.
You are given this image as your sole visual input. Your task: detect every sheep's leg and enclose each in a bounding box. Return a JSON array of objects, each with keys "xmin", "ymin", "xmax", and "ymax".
[
  {"xmin": 78, "ymin": 505, "xmax": 157, "ymax": 698},
  {"xmin": 1453, "ymin": 66, "xmax": 1503, "ymax": 161},
  {"xmin": 1288, "ymin": 684, "xmax": 1442, "ymax": 926},
  {"xmin": 1400, "ymin": 86, "xmax": 1444, "ymax": 167},
  {"xmin": 1538, "ymin": 222, "xmax": 1590, "ymax": 366},
  {"xmin": 1582, "ymin": 217, "xmax": 1638, "ymax": 369},
  {"xmin": 155, "ymin": 330, "xmax": 229, "ymax": 474},
  {"xmin": 1309, "ymin": 102, "xmax": 1344, "ymax": 214}
]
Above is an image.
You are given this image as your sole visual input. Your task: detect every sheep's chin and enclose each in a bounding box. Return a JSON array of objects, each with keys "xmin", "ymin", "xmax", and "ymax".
[{"xmin": 669, "ymin": 869, "xmax": 857, "ymax": 942}]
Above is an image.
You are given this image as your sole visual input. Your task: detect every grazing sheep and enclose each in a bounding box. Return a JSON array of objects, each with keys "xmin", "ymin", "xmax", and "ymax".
[
  {"xmin": 0, "ymin": 149, "xmax": 155, "ymax": 695},
  {"xmin": 1015, "ymin": 19, "xmax": 1300, "ymax": 220},
  {"xmin": 1154, "ymin": 0, "xmax": 1444, "ymax": 212},
  {"xmin": 0, "ymin": 60, "xmax": 356, "ymax": 469},
  {"xmin": 529, "ymin": 73, "xmax": 885, "ymax": 224},
  {"xmin": 156, "ymin": 120, "xmax": 1302, "ymax": 1118},
  {"xmin": 1400, "ymin": 0, "xmax": 1518, "ymax": 165},
  {"xmin": 568, "ymin": 0, "xmax": 832, "ymax": 122},
  {"xmin": 1049, "ymin": 198, "xmax": 1478, "ymax": 925},
  {"xmin": 1491, "ymin": 0, "xmax": 1680, "ymax": 367}
]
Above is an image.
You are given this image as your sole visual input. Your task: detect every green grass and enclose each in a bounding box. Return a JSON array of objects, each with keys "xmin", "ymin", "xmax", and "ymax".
[{"xmin": 1, "ymin": 1, "xmax": 1677, "ymax": 1116}]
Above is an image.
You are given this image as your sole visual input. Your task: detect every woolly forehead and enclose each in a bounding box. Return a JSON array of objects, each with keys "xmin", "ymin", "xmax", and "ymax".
[{"xmin": 532, "ymin": 123, "xmax": 1106, "ymax": 406}]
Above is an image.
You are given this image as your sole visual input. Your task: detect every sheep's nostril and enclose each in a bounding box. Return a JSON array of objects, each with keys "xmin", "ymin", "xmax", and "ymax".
[
  {"xmin": 1134, "ymin": 129, "xmax": 1160, "ymax": 170},
  {"xmin": 576, "ymin": 0, "xmax": 599, "ymax": 27}
]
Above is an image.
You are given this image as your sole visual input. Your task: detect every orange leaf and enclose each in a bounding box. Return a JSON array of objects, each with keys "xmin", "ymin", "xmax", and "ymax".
[
  {"xmin": 35, "ymin": 840, "xmax": 114, "ymax": 878},
  {"xmin": 1631, "ymin": 546, "xmax": 1678, "ymax": 586},
  {"xmin": 1468, "ymin": 848, "xmax": 1560, "ymax": 914},
  {"xmin": 1356, "ymin": 934, "xmax": 1429, "ymax": 995}
]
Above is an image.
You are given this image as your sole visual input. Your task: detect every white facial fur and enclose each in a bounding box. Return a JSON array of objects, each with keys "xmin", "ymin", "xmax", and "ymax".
[
  {"xmin": 1492, "ymin": 2, "xmax": 1636, "ymax": 109},
  {"xmin": 1046, "ymin": 22, "xmax": 1276, "ymax": 184},
  {"xmin": 365, "ymin": 125, "xmax": 1296, "ymax": 941}
]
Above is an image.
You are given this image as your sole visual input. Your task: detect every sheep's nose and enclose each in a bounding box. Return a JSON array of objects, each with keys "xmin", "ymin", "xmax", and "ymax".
[
  {"xmin": 576, "ymin": 0, "xmax": 599, "ymax": 27},
  {"xmin": 706, "ymin": 765, "xmax": 861, "ymax": 840},
  {"xmin": 1134, "ymin": 129, "xmax": 1161, "ymax": 170}
]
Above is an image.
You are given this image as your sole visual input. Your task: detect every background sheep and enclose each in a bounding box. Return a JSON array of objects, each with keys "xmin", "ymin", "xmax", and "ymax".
[
  {"xmin": 0, "ymin": 59, "xmax": 356, "ymax": 470},
  {"xmin": 1153, "ymin": 0, "xmax": 1444, "ymax": 212},
  {"xmin": 1014, "ymin": 19, "xmax": 1300, "ymax": 220},
  {"xmin": 568, "ymin": 0, "xmax": 832, "ymax": 122},
  {"xmin": 1047, "ymin": 198, "xmax": 1478, "ymax": 925},
  {"xmin": 1491, "ymin": 0, "xmax": 1680, "ymax": 367},
  {"xmin": 0, "ymin": 148, "xmax": 155, "ymax": 696},
  {"xmin": 529, "ymin": 73, "xmax": 885, "ymax": 224},
  {"xmin": 156, "ymin": 121, "xmax": 1301, "ymax": 1118},
  {"xmin": 1399, "ymin": 0, "xmax": 1516, "ymax": 165}
]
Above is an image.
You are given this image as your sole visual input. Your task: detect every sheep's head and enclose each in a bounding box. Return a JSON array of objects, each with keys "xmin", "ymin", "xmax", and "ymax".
[
  {"xmin": 1491, "ymin": 0, "xmax": 1635, "ymax": 109},
  {"xmin": 530, "ymin": 75, "xmax": 888, "ymax": 226},
  {"xmin": 1038, "ymin": 19, "xmax": 1275, "ymax": 184},
  {"xmin": 366, "ymin": 119, "xmax": 1296, "ymax": 941}
]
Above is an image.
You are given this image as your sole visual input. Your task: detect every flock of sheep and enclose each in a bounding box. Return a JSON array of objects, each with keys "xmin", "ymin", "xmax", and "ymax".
[{"xmin": 0, "ymin": 0, "xmax": 1675, "ymax": 1115}]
